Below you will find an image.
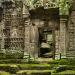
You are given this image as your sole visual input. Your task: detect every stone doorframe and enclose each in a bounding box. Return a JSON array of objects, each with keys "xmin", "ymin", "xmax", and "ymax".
[
  {"xmin": 56, "ymin": 15, "xmax": 68, "ymax": 59},
  {"xmin": 38, "ymin": 27, "xmax": 56, "ymax": 59}
]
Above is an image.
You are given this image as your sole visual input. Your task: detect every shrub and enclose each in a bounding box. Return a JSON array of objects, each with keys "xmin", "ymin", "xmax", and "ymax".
[
  {"xmin": 53, "ymin": 65, "xmax": 67, "ymax": 73},
  {"xmin": 8, "ymin": 64, "xmax": 19, "ymax": 74},
  {"xmin": 48, "ymin": 60, "xmax": 59, "ymax": 64},
  {"xmin": 6, "ymin": 49, "xmax": 24, "ymax": 59},
  {"xmin": 58, "ymin": 59, "xmax": 69, "ymax": 65},
  {"xmin": 0, "ymin": 49, "xmax": 6, "ymax": 59}
]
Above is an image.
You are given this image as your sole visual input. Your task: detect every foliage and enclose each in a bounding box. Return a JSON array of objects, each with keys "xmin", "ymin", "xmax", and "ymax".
[
  {"xmin": 48, "ymin": 58, "xmax": 75, "ymax": 66},
  {"xmin": 6, "ymin": 49, "xmax": 24, "ymax": 59},
  {"xmin": 0, "ymin": 53, "xmax": 6, "ymax": 59},
  {"xmin": 58, "ymin": 58, "xmax": 75, "ymax": 66},
  {"xmin": 59, "ymin": 0, "xmax": 73, "ymax": 15},
  {"xmin": 0, "ymin": 49, "xmax": 24, "ymax": 59}
]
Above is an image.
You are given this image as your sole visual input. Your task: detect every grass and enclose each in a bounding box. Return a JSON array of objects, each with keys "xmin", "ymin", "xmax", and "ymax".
[
  {"xmin": 18, "ymin": 63, "xmax": 50, "ymax": 67},
  {"xmin": 48, "ymin": 58, "xmax": 75, "ymax": 66},
  {"xmin": 52, "ymin": 70, "xmax": 75, "ymax": 75},
  {"xmin": 0, "ymin": 58, "xmax": 74, "ymax": 74},
  {"xmin": 17, "ymin": 70, "xmax": 51, "ymax": 73},
  {"xmin": 17, "ymin": 70, "xmax": 51, "ymax": 75},
  {"xmin": 0, "ymin": 71, "xmax": 10, "ymax": 75},
  {"xmin": 0, "ymin": 63, "xmax": 50, "ymax": 68}
]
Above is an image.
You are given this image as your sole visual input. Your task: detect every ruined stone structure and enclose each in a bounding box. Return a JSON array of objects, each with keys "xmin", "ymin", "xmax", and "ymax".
[{"xmin": 0, "ymin": 0, "xmax": 74, "ymax": 59}]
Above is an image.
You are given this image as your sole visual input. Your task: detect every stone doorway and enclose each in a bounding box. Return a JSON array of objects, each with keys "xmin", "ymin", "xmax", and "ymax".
[
  {"xmin": 39, "ymin": 28, "xmax": 54, "ymax": 58},
  {"xmin": 30, "ymin": 8, "xmax": 59, "ymax": 59}
]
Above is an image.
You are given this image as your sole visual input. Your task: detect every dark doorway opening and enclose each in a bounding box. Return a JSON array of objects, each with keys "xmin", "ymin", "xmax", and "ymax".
[{"xmin": 39, "ymin": 29, "xmax": 54, "ymax": 58}]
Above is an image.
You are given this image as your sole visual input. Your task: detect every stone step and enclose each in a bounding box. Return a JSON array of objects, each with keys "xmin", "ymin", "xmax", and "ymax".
[
  {"xmin": 66, "ymin": 54, "xmax": 75, "ymax": 56},
  {"xmin": 16, "ymin": 70, "xmax": 51, "ymax": 75},
  {"xmin": 66, "ymin": 52, "xmax": 75, "ymax": 54},
  {"xmin": 66, "ymin": 51, "xmax": 75, "ymax": 53},
  {"xmin": 0, "ymin": 64, "xmax": 51, "ymax": 72},
  {"xmin": 66, "ymin": 54, "xmax": 75, "ymax": 57},
  {"xmin": 66, "ymin": 52, "xmax": 75, "ymax": 55},
  {"xmin": 67, "ymin": 49, "xmax": 75, "ymax": 51},
  {"xmin": 0, "ymin": 64, "xmax": 51, "ymax": 75},
  {"xmin": 18, "ymin": 64, "xmax": 51, "ymax": 70},
  {"xmin": 66, "ymin": 51, "xmax": 75, "ymax": 57},
  {"xmin": 66, "ymin": 55, "xmax": 75, "ymax": 57}
]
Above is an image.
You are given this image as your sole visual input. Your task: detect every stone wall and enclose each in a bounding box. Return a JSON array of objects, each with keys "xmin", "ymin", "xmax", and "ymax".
[
  {"xmin": 67, "ymin": 10, "xmax": 75, "ymax": 58},
  {"xmin": 66, "ymin": 0, "xmax": 75, "ymax": 58}
]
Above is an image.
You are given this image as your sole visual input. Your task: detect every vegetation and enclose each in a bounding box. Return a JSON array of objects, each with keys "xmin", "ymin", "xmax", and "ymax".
[
  {"xmin": 52, "ymin": 70, "xmax": 75, "ymax": 75},
  {"xmin": 0, "ymin": 71, "xmax": 10, "ymax": 75},
  {"xmin": 0, "ymin": 58, "xmax": 74, "ymax": 74},
  {"xmin": 17, "ymin": 70, "xmax": 51, "ymax": 75},
  {"xmin": 18, "ymin": 63, "xmax": 51, "ymax": 70},
  {"xmin": 0, "ymin": 49, "xmax": 24, "ymax": 59}
]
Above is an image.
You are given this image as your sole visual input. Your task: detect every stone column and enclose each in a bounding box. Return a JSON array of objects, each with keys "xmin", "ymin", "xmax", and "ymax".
[
  {"xmin": 24, "ymin": 19, "xmax": 39, "ymax": 59},
  {"xmin": 59, "ymin": 17, "xmax": 67, "ymax": 58},
  {"xmin": 30, "ymin": 25, "xmax": 39, "ymax": 58},
  {"xmin": 0, "ymin": 20, "xmax": 5, "ymax": 49},
  {"xmin": 24, "ymin": 18, "xmax": 30, "ymax": 53},
  {"xmin": 24, "ymin": 26, "xmax": 31, "ymax": 54},
  {"xmin": 55, "ymin": 30, "xmax": 60, "ymax": 59}
]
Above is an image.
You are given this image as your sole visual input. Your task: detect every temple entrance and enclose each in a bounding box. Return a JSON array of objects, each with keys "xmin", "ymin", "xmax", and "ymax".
[
  {"xmin": 39, "ymin": 29, "xmax": 54, "ymax": 58},
  {"xmin": 30, "ymin": 8, "xmax": 59, "ymax": 58}
]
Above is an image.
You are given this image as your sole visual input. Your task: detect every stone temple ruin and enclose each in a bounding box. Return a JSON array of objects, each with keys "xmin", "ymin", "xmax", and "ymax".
[{"xmin": 0, "ymin": 0, "xmax": 74, "ymax": 59}]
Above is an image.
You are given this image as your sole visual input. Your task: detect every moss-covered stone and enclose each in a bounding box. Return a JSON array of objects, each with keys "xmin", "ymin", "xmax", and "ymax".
[
  {"xmin": 0, "ymin": 71, "xmax": 10, "ymax": 75},
  {"xmin": 8, "ymin": 64, "xmax": 19, "ymax": 74},
  {"xmin": 52, "ymin": 70, "xmax": 75, "ymax": 75},
  {"xmin": 16, "ymin": 70, "xmax": 51, "ymax": 75},
  {"xmin": 0, "ymin": 64, "xmax": 19, "ymax": 74},
  {"xmin": 18, "ymin": 64, "xmax": 51, "ymax": 70}
]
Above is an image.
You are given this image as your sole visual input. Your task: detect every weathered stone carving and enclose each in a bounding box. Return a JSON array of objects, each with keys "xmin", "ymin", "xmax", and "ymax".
[{"xmin": 0, "ymin": 0, "xmax": 74, "ymax": 59}]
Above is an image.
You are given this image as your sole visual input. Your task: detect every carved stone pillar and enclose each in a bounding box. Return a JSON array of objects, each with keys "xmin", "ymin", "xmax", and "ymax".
[
  {"xmin": 24, "ymin": 18, "xmax": 31, "ymax": 55},
  {"xmin": 24, "ymin": 26, "xmax": 31, "ymax": 53},
  {"xmin": 55, "ymin": 30, "xmax": 60, "ymax": 59},
  {"xmin": 59, "ymin": 17, "xmax": 67, "ymax": 58},
  {"xmin": 30, "ymin": 25, "xmax": 39, "ymax": 58},
  {"xmin": 0, "ymin": 20, "xmax": 5, "ymax": 49}
]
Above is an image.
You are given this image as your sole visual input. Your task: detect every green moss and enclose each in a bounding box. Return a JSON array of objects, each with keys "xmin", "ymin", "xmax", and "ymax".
[
  {"xmin": 17, "ymin": 70, "xmax": 51, "ymax": 75},
  {"xmin": 52, "ymin": 70, "xmax": 75, "ymax": 75},
  {"xmin": 0, "ymin": 53, "xmax": 6, "ymax": 59},
  {"xmin": 0, "ymin": 71, "xmax": 10, "ymax": 75},
  {"xmin": 58, "ymin": 58, "xmax": 75, "ymax": 66},
  {"xmin": 18, "ymin": 64, "xmax": 51, "ymax": 70},
  {"xmin": 48, "ymin": 58, "xmax": 75, "ymax": 66},
  {"xmin": 18, "ymin": 64, "xmax": 50, "ymax": 67},
  {"xmin": 0, "ymin": 64, "xmax": 19, "ymax": 74}
]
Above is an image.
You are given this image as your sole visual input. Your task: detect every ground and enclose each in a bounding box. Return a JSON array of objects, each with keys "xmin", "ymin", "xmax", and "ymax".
[{"xmin": 0, "ymin": 58, "xmax": 74, "ymax": 75}]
